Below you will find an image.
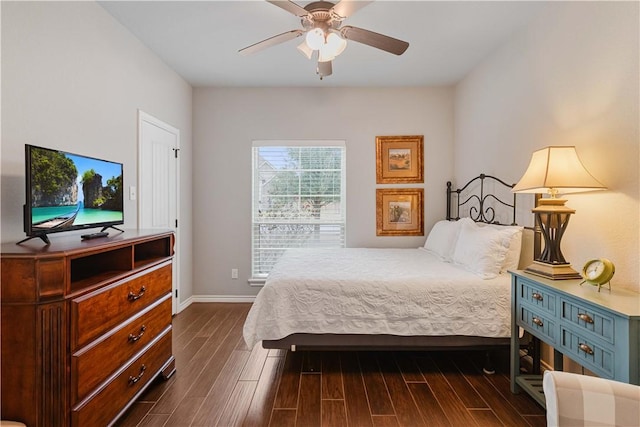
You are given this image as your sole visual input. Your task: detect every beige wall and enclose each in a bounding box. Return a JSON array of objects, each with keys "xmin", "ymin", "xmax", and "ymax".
[
  {"xmin": 1, "ymin": 1, "xmax": 194, "ymax": 302},
  {"xmin": 192, "ymin": 87, "xmax": 454, "ymax": 297},
  {"xmin": 454, "ymin": 1, "xmax": 639, "ymax": 292}
]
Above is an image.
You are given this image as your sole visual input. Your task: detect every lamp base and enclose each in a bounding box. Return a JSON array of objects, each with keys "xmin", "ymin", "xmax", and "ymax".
[{"xmin": 524, "ymin": 261, "xmax": 582, "ymax": 280}]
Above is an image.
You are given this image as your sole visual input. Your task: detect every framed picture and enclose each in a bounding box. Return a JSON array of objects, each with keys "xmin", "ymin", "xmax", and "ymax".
[
  {"xmin": 376, "ymin": 188, "xmax": 424, "ymax": 236},
  {"xmin": 376, "ymin": 135, "xmax": 424, "ymax": 184}
]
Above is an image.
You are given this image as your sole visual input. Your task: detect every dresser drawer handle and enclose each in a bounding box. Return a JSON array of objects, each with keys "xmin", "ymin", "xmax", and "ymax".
[
  {"xmin": 128, "ymin": 364, "xmax": 146, "ymax": 385},
  {"xmin": 128, "ymin": 286, "xmax": 146, "ymax": 301},
  {"xmin": 532, "ymin": 292, "xmax": 543, "ymax": 302},
  {"xmin": 577, "ymin": 313, "xmax": 594, "ymax": 324},
  {"xmin": 128, "ymin": 325, "xmax": 147, "ymax": 343},
  {"xmin": 578, "ymin": 343, "xmax": 594, "ymax": 355},
  {"xmin": 532, "ymin": 317, "xmax": 544, "ymax": 327}
]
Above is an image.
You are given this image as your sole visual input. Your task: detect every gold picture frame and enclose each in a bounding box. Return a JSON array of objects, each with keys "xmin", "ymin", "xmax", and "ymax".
[
  {"xmin": 376, "ymin": 188, "xmax": 424, "ymax": 236},
  {"xmin": 376, "ymin": 135, "xmax": 424, "ymax": 184}
]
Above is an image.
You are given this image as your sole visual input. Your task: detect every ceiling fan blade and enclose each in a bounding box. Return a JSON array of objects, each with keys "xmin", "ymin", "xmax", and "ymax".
[
  {"xmin": 267, "ymin": 0, "xmax": 310, "ymax": 17},
  {"xmin": 239, "ymin": 29, "xmax": 304, "ymax": 55},
  {"xmin": 341, "ymin": 26, "xmax": 409, "ymax": 55},
  {"xmin": 317, "ymin": 60, "xmax": 333, "ymax": 79},
  {"xmin": 331, "ymin": 0, "xmax": 373, "ymax": 18}
]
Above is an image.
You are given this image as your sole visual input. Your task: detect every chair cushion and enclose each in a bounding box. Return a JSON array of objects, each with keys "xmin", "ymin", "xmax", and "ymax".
[{"xmin": 543, "ymin": 371, "xmax": 640, "ymax": 427}]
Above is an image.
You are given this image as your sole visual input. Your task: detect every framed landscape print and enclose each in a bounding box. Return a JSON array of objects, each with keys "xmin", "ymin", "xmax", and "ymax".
[
  {"xmin": 376, "ymin": 188, "xmax": 424, "ymax": 236},
  {"xmin": 376, "ymin": 135, "xmax": 424, "ymax": 184}
]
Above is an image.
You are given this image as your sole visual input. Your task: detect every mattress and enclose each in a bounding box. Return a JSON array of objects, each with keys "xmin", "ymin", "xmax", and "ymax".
[{"xmin": 243, "ymin": 247, "xmax": 512, "ymax": 349}]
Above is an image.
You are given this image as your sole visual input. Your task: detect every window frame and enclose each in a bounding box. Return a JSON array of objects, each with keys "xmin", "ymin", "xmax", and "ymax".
[{"xmin": 250, "ymin": 140, "xmax": 346, "ymax": 284}]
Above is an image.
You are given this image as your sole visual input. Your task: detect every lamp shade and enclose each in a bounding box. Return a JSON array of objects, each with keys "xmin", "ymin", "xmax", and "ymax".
[{"xmin": 512, "ymin": 146, "xmax": 606, "ymax": 195}]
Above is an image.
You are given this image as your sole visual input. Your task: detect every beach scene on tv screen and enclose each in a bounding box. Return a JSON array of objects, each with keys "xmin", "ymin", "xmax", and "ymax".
[{"xmin": 30, "ymin": 147, "xmax": 123, "ymax": 231}]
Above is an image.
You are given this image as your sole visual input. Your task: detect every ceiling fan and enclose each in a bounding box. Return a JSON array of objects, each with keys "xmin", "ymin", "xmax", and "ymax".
[{"xmin": 238, "ymin": 0, "xmax": 409, "ymax": 79}]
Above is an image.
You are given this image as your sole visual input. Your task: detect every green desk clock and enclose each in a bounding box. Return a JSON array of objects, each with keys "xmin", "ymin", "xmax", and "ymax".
[{"xmin": 580, "ymin": 258, "xmax": 615, "ymax": 292}]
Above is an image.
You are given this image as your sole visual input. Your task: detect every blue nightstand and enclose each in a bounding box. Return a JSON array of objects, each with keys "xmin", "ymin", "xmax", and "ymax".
[{"xmin": 510, "ymin": 270, "xmax": 640, "ymax": 408}]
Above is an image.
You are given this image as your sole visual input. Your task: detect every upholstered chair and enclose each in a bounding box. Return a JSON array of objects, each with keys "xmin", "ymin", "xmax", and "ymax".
[{"xmin": 543, "ymin": 370, "xmax": 640, "ymax": 427}]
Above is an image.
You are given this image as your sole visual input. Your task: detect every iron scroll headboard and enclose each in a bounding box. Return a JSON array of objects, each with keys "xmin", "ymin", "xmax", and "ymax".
[
  {"xmin": 446, "ymin": 174, "xmax": 517, "ymax": 225},
  {"xmin": 446, "ymin": 173, "xmax": 542, "ymax": 260}
]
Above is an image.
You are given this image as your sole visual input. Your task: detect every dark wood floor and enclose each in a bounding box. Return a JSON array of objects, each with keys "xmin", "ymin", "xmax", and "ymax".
[{"xmin": 115, "ymin": 303, "xmax": 546, "ymax": 427}]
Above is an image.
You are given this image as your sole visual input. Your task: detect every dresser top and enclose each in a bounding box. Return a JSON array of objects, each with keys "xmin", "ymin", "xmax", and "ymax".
[
  {"xmin": 512, "ymin": 270, "xmax": 640, "ymax": 317},
  {"xmin": 2, "ymin": 229, "xmax": 173, "ymax": 256}
]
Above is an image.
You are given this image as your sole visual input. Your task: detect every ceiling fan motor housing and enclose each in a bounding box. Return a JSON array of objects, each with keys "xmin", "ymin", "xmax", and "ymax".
[{"xmin": 302, "ymin": 1, "xmax": 344, "ymax": 32}]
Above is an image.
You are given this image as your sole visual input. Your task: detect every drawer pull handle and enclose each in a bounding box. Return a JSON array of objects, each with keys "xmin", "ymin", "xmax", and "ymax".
[
  {"xmin": 577, "ymin": 313, "xmax": 594, "ymax": 324},
  {"xmin": 128, "ymin": 364, "xmax": 146, "ymax": 385},
  {"xmin": 532, "ymin": 317, "xmax": 544, "ymax": 327},
  {"xmin": 128, "ymin": 286, "xmax": 146, "ymax": 301},
  {"xmin": 578, "ymin": 343, "xmax": 594, "ymax": 355},
  {"xmin": 128, "ymin": 325, "xmax": 147, "ymax": 343},
  {"xmin": 532, "ymin": 292, "xmax": 543, "ymax": 301}
]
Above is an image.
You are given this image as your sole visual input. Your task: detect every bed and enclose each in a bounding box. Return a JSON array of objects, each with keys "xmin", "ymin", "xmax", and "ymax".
[{"xmin": 243, "ymin": 174, "xmax": 538, "ymax": 363}]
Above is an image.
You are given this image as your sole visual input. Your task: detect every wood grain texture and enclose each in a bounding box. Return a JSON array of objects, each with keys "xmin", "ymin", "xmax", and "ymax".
[
  {"xmin": 1, "ymin": 231, "xmax": 174, "ymax": 427},
  {"xmin": 116, "ymin": 303, "xmax": 545, "ymax": 427}
]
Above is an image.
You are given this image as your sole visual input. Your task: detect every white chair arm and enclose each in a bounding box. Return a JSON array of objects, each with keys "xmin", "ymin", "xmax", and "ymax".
[{"xmin": 543, "ymin": 370, "xmax": 640, "ymax": 427}]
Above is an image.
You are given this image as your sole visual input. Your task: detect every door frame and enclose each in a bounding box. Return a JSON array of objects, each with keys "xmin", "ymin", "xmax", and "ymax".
[{"xmin": 137, "ymin": 110, "xmax": 180, "ymax": 314}]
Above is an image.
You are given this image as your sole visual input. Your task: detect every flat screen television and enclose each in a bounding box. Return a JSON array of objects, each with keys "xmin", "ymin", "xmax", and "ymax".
[{"xmin": 20, "ymin": 144, "xmax": 124, "ymax": 244}]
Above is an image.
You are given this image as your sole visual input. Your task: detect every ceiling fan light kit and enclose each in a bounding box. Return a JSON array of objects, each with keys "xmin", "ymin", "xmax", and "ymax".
[{"xmin": 239, "ymin": 0, "xmax": 409, "ymax": 80}]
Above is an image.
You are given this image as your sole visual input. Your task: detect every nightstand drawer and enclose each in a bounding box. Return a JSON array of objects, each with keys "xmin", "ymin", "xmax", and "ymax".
[
  {"xmin": 518, "ymin": 278, "xmax": 556, "ymax": 316},
  {"xmin": 519, "ymin": 305, "xmax": 556, "ymax": 344},
  {"xmin": 561, "ymin": 297, "xmax": 615, "ymax": 344},
  {"xmin": 560, "ymin": 327, "xmax": 614, "ymax": 378}
]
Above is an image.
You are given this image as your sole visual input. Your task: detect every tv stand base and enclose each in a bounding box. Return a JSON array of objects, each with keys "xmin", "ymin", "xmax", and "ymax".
[
  {"xmin": 16, "ymin": 234, "xmax": 51, "ymax": 245},
  {"xmin": 101, "ymin": 225, "xmax": 124, "ymax": 233}
]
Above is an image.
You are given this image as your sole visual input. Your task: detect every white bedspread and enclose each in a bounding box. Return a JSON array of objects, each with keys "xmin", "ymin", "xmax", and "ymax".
[{"xmin": 243, "ymin": 248, "xmax": 512, "ymax": 349}]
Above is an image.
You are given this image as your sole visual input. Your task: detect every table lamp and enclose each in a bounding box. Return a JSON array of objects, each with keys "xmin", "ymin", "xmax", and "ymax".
[{"xmin": 512, "ymin": 146, "xmax": 606, "ymax": 279}]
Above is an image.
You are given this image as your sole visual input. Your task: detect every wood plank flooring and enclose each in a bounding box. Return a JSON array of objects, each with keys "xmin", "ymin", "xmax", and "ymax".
[{"xmin": 115, "ymin": 303, "xmax": 546, "ymax": 427}]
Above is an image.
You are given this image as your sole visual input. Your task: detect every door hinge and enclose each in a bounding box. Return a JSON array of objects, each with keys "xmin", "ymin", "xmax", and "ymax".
[
  {"xmin": 175, "ymin": 219, "xmax": 178, "ymax": 228},
  {"xmin": 173, "ymin": 148, "xmax": 180, "ymax": 158},
  {"xmin": 175, "ymin": 289, "xmax": 178, "ymax": 298}
]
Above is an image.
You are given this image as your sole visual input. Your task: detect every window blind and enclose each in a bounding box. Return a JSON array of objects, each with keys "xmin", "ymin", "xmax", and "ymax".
[{"xmin": 252, "ymin": 141, "xmax": 346, "ymax": 278}]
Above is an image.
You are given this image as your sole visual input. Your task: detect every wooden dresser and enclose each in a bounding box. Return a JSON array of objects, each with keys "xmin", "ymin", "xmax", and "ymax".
[{"xmin": 1, "ymin": 230, "xmax": 176, "ymax": 426}]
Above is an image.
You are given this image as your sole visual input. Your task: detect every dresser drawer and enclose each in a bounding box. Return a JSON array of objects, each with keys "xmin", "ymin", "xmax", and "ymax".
[
  {"xmin": 518, "ymin": 305, "xmax": 556, "ymax": 344},
  {"xmin": 561, "ymin": 297, "xmax": 615, "ymax": 344},
  {"xmin": 560, "ymin": 327, "xmax": 614, "ymax": 378},
  {"xmin": 72, "ymin": 327, "xmax": 173, "ymax": 426},
  {"xmin": 71, "ymin": 294, "xmax": 172, "ymax": 404},
  {"xmin": 518, "ymin": 278, "xmax": 556, "ymax": 316},
  {"xmin": 71, "ymin": 262, "xmax": 172, "ymax": 349}
]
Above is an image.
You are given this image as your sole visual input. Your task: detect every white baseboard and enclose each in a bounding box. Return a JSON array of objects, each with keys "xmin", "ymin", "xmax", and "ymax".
[
  {"xmin": 174, "ymin": 295, "xmax": 255, "ymax": 314},
  {"xmin": 176, "ymin": 296, "xmax": 194, "ymax": 313},
  {"xmin": 191, "ymin": 295, "xmax": 256, "ymax": 303}
]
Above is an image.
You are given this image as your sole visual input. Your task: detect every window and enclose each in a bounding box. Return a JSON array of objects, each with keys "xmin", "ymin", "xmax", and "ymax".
[{"xmin": 251, "ymin": 140, "xmax": 346, "ymax": 280}]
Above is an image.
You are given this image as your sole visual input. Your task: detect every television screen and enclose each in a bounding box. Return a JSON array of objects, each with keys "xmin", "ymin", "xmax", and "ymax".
[{"xmin": 23, "ymin": 144, "xmax": 124, "ymax": 243}]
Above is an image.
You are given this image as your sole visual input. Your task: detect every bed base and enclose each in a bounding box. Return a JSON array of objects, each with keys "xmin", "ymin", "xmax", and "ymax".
[{"xmin": 263, "ymin": 334, "xmax": 509, "ymax": 374}]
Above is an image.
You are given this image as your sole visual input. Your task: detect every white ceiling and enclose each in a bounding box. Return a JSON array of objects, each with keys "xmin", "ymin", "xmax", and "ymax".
[{"xmin": 98, "ymin": 1, "xmax": 547, "ymax": 87}]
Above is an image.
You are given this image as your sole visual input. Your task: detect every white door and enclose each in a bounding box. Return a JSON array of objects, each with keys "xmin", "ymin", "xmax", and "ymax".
[{"xmin": 138, "ymin": 110, "xmax": 180, "ymax": 314}]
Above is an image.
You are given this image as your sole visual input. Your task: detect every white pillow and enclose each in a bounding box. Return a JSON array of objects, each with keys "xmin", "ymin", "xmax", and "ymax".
[
  {"xmin": 452, "ymin": 220, "xmax": 513, "ymax": 279},
  {"xmin": 475, "ymin": 223, "xmax": 524, "ymax": 273},
  {"xmin": 423, "ymin": 219, "xmax": 463, "ymax": 262},
  {"xmin": 501, "ymin": 227, "xmax": 523, "ymax": 272}
]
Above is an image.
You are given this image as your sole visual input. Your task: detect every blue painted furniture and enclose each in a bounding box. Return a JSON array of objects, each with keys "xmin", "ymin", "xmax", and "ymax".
[{"xmin": 510, "ymin": 270, "xmax": 640, "ymax": 407}]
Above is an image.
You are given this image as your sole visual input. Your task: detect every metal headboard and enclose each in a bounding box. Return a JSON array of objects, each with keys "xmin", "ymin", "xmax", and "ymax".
[
  {"xmin": 446, "ymin": 173, "xmax": 542, "ymax": 259},
  {"xmin": 446, "ymin": 174, "xmax": 517, "ymax": 225}
]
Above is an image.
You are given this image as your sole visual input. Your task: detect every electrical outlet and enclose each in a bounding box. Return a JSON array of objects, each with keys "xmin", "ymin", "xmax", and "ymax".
[
  {"xmin": 129, "ymin": 186, "xmax": 137, "ymax": 201},
  {"xmin": 231, "ymin": 268, "xmax": 238, "ymax": 279}
]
